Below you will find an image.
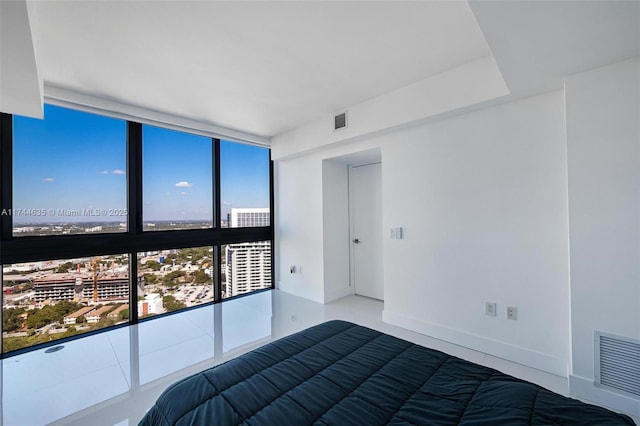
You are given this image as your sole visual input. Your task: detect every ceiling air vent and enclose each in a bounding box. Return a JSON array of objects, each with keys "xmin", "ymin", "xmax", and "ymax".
[
  {"xmin": 595, "ymin": 332, "xmax": 640, "ymax": 398},
  {"xmin": 334, "ymin": 111, "xmax": 347, "ymax": 131}
]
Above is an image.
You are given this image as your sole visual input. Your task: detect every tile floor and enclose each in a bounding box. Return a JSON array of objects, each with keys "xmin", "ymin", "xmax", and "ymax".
[{"xmin": 0, "ymin": 290, "xmax": 633, "ymax": 425}]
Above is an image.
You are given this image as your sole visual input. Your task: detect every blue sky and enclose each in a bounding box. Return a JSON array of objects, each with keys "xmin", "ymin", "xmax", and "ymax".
[
  {"xmin": 220, "ymin": 140, "xmax": 270, "ymax": 219},
  {"xmin": 12, "ymin": 104, "xmax": 270, "ymax": 223}
]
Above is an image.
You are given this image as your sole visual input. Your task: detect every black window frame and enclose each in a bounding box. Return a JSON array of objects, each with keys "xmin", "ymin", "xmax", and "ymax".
[{"xmin": 0, "ymin": 107, "xmax": 275, "ymax": 358}]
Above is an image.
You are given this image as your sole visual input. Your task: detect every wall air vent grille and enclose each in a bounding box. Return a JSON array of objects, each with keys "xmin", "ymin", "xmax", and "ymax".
[
  {"xmin": 334, "ymin": 111, "xmax": 347, "ymax": 131},
  {"xmin": 595, "ymin": 332, "xmax": 640, "ymax": 398}
]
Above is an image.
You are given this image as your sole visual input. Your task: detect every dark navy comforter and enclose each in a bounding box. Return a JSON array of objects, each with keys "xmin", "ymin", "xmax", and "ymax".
[{"xmin": 140, "ymin": 320, "xmax": 635, "ymax": 425}]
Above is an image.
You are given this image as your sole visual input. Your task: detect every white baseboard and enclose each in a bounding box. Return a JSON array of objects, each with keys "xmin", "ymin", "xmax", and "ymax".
[
  {"xmin": 569, "ymin": 374, "xmax": 640, "ymax": 420},
  {"xmin": 382, "ymin": 309, "xmax": 567, "ymax": 377},
  {"xmin": 277, "ymin": 281, "xmax": 324, "ymax": 304},
  {"xmin": 324, "ymin": 285, "xmax": 352, "ymax": 304}
]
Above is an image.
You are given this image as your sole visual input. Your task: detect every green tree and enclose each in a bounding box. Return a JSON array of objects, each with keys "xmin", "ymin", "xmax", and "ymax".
[
  {"xmin": 3, "ymin": 307, "xmax": 26, "ymax": 332},
  {"xmin": 177, "ymin": 247, "xmax": 208, "ymax": 263},
  {"xmin": 144, "ymin": 260, "xmax": 162, "ymax": 271},
  {"xmin": 26, "ymin": 308, "xmax": 54, "ymax": 329},
  {"xmin": 162, "ymin": 270, "xmax": 186, "ymax": 286},
  {"xmin": 119, "ymin": 308, "xmax": 129, "ymax": 321},
  {"xmin": 164, "ymin": 253, "xmax": 178, "ymax": 264},
  {"xmin": 56, "ymin": 262, "xmax": 74, "ymax": 273},
  {"xmin": 53, "ymin": 300, "xmax": 81, "ymax": 318},
  {"xmin": 193, "ymin": 269, "xmax": 211, "ymax": 284},
  {"xmin": 25, "ymin": 301, "xmax": 83, "ymax": 329},
  {"xmin": 162, "ymin": 295, "xmax": 186, "ymax": 312},
  {"xmin": 144, "ymin": 273, "xmax": 159, "ymax": 285}
]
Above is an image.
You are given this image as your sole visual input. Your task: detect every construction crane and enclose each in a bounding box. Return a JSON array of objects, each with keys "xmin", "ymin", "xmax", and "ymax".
[{"xmin": 91, "ymin": 256, "xmax": 101, "ymax": 302}]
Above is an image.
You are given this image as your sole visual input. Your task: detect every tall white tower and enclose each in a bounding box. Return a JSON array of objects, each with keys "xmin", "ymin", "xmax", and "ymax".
[
  {"xmin": 230, "ymin": 208, "xmax": 270, "ymax": 227},
  {"xmin": 225, "ymin": 241, "xmax": 271, "ymax": 297}
]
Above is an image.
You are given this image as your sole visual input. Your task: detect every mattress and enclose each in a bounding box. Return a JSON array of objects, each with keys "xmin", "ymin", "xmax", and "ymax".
[{"xmin": 139, "ymin": 320, "xmax": 635, "ymax": 425}]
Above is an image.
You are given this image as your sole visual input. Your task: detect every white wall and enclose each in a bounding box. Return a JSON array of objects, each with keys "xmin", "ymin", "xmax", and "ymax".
[
  {"xmin": 565, "ymin": 57, "xmax": 640, "ymax": 416},
  {"xmin": 274, "ymin": 90, "xmax": 571, "ymax": 376},
  {"xmin": 380, "ymin": 91, "xmax": 570, "ymax": 375},
  {"xmin": 275, "ymin": 156, "xmax": 325, "ymax": 303},
  {"xmin": 321, "ymin": 160, "xmax": 351, "ymax": 303}
]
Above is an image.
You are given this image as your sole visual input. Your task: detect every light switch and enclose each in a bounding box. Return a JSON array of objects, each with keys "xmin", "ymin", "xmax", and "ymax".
[{"xmin": 390, "ymin": 227, "xmax": 403, "ymax": 239}]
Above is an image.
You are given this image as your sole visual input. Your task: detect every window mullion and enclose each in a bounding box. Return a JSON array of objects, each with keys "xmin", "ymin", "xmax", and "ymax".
[
  {"xmin": 128, "ymin": 122, "xmax": 143, "ymax": 235},
  {"xmin": 127, "ymin": 121, "xmax": 142, "ymax": 323},
  {"xmin": 1, "ymin": 113, "xmax": 13, "ymax": 242},
  {"xmin": 213, "ymin": 138, "xmax": 222, "ymax": 301},
  {"xmin": 269, "ymin": 151, "xmax": 275, "ymax": 291}
]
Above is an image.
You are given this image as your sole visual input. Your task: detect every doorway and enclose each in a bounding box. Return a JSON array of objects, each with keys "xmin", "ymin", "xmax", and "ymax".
[{"xmin": 349, "ymin": 162, "xmax": 383, "ymax": 300}]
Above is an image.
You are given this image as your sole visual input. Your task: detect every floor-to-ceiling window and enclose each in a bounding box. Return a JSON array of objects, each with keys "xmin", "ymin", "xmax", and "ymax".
[{"xmin": 0, "ymin": 104, "xmax": 273, "ymax": 356}]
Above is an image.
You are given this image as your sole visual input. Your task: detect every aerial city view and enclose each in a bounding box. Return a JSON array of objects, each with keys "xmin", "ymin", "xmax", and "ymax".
[
  {"xmin": 2, "ymin": 105, "xmax": 272, "ymax": 353},
  {"xmin": 2, "ymin": 211, "xmax": 271, "ymax": 353}
]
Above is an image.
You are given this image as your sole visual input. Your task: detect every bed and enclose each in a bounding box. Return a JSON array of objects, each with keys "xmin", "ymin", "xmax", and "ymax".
[{"xmin": 140, "ymin": 320, "xmax": 635, "ymax": 425}]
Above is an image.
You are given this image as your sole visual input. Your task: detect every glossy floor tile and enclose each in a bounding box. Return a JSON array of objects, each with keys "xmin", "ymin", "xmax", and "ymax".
[{"xmin": 0, "ymin": 289, "xmax": 621, "ymax": 425}]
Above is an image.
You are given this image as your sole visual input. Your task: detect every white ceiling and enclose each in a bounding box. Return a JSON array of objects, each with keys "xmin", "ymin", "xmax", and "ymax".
[
  {"xmin": 470, "ymin": 0, "xmax": 640, "ymax": 95},
  {"xmin": 31, "ymin": 1, "xmax": 491, "ymax": 138},
  {"xmin": 3, "ymin": 1, "xmax": 639, "ymax": 141}
]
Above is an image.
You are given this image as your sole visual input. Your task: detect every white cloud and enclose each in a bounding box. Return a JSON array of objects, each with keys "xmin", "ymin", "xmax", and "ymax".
[
  {"xmin": 41, "ymin": 177, "xmax": 54, "ymax": 182},
  {"xmin": 223, "ymin": 201, "xmax": 231, "ymax": 206},
  {"xmin": 112, "ymin": 169, "xmax": 126, "ymax": 175},
  {"xmin": 175, "ymin": 181, "xmax": 193, "ymax": 188},
  {"xmin": 98, "ymin": 170, "xmax": 109, "ymax": 175},
  {"xmin": 180, "ymin": 191, "xmax": 189, "ymax": 196}
]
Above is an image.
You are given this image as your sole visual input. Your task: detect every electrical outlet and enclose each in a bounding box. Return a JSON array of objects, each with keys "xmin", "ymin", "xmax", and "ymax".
[
  {"xmin": 507, "ymin": 306, "xmax": 518, "ymax": 320},
  {"xmin": 485, "ymin": 302, "xmax": 497, "ymax": 317},
  {"xmin": 289, "ymin": 266, "xmax": 296, "ymax": 274}
]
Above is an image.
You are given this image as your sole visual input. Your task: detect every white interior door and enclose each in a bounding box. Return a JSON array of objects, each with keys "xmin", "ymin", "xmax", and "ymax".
[{"xmin": 349, "ymin": 162, "xmax": 383, "ymax": 300}]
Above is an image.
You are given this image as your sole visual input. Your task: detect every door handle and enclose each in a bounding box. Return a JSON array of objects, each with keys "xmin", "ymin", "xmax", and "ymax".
[{"xmin": 353, "ymin": 238, "xmax": 360, "ymax": 244}]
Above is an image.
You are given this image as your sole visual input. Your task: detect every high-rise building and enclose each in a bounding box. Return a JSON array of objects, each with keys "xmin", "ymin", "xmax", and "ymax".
[
  {"xmin": 230, "ymin": 208, "xmax": 270, "ymax": 227},
  {"xmin": 224, "ymin": 241, "xmax": 271, "ymax": 297}
]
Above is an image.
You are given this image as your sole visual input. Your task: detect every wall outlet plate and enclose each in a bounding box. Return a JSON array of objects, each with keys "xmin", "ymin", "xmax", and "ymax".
[
  {"xmin": 507, "ymin": 306, "xmax": 518, "ymax": 320},
  {"xmin": 485, "ymin": 302, "xmax": 497, "ymax": 317}
]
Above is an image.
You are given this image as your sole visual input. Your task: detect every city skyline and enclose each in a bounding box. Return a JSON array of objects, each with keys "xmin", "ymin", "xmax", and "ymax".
[{"xmin": 12, "ymin": 104, "xmax": 270, "ymax": 224}]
